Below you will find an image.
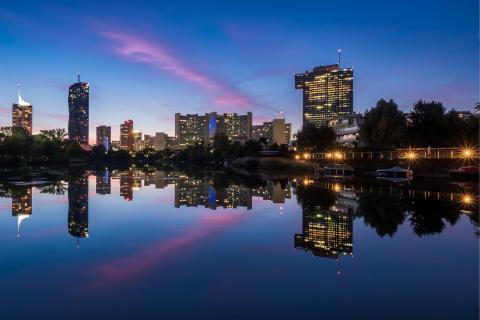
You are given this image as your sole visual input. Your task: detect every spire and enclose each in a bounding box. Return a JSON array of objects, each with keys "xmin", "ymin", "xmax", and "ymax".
[
  {"xmin": 77, "ymin": 73, "xmax": 80, "ymax": 83},
  {"xmin": 16, "ymin": 83, "xmax": 31, "ymax": 107},
  {"xmin": 337, "ymin": 49, "xmax": 342, "ymax": 68}
]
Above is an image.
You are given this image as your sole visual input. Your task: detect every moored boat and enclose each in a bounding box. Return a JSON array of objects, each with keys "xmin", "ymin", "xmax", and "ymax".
[
  {"xmin": 449, "ymin": 166, "xmax": 479, "ymax": 181},
  {"xmin": 376, "ymin": 166, "xmax": 413, "ymax": 182}
]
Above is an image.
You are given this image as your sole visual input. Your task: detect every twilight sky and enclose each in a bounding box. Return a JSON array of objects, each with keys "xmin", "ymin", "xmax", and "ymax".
[{"xmin": 0, "ymin": 0, "xmax": 477, "ymax": 143}]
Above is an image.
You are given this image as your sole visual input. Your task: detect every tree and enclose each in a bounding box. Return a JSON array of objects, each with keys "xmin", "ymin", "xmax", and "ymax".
[
  {"xmin": 296, "ymin": 124, "xmax": 336, "ymax": 152},
  {"xmin": 39, "ymin": 128, "xmax": 67, "ymax": 143},
  {"xmin": 406, "ymin": 100, "xmax": 446, "ymax": 147},
  {"xmin": 359, "ymin": 99, "xmax": 405, "ymax": 150}
]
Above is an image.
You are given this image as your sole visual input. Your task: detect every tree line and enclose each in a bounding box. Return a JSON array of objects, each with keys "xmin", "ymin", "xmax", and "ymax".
[{"xmin": 295, "ymin": 99, "xmax": 479, "ymax": 152}]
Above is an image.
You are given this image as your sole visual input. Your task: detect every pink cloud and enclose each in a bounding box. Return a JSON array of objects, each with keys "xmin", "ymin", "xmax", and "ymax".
[
  {"xmin": 99, "ymin": 31, "xmax": 217, "ymax": 90},
  {"xmin": 82, "ymin": 212, "xmax": 245, "ymax": 290},
  {"xmin": 97, "ymin": 29, "xmax": 261, "ymax": 111}
]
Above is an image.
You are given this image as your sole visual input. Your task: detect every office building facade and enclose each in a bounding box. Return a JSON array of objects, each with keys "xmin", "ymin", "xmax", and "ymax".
[
  {"xmin": 120, "ymin": 120, "xmax": 134, "ymax": 151},
  {"xmin": 68, "ymin": 75, "xmax": 90, "ymax": 145},
  {"xmin": 295, "ymin": 64, "xmax": 353, "ymax": 127},
  {"xmin": 12, "ymin": 88, "xmax": 33, "ymax": 134},
  {"xmin": 96, "ymin": 125, "xmax": 111, "ymax": 149},
  {"xmin": 252, "ymin": 119, "xmax": 291, "ymax": 145}
]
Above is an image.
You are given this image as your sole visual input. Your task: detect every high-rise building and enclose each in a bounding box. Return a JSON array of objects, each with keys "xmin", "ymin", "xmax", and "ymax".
[
  {"xmin": 12, "ymin": 85, "xmax": 33, "ymax": 134},
  {"xmin": 96, "ymin": 125, "xmax": 111, "ymax": 150},
  {"xmin": 285, "ymin": 123, "xmax": 292, "ymax": 145},
  {"xmin": 252, "ymin": 118, "xmax": 291, "ymax": 145},
  {"xmin": 68, "ymin": 175, "xmax": 89, "ymax": 243},
  {"xmin": 295, "ymin": 64, "xmax": 353, "ymax": 127},
  {"xmin": 216, "ymin": 112, "xmax": 252, "ymax": 142},
  {"xmin": 132, "ymin": 131, "xmax": 142, "ymax": 151},
  {"xmin": 120, "ymin": 120, "xmax": 134, "ymax": 151},
  {"xmin": 154, "ymin": 132, "xmax": 168, "ymax": 151},
  {"xmin": 175, "ymin": 113, "xmax": 209, "ymax": 148},
  {"xmin": 144, "ymin": 134, "xmax": 155, "ymax": 149},
  {"xmin": 68, "ymin": 74, "xmax": 90, "ymax": 145},
  {"xmin": 175, "ymin": 112, "xmax": 253, "ymax": 148}
]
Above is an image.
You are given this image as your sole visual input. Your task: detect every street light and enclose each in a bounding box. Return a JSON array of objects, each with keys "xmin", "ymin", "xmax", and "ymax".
[
  {"xmin": 405, "ymin": 151, "xmax": 416, "ymax": 160},
  {"xmin": 461, "ymin": 148, "xmax": 474, "ymax": 159}
]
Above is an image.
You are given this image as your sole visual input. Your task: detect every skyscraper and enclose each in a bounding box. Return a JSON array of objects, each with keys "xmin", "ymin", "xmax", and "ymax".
[
  {"xmin": 96, "ymin": 125, "xmax": 111, "ymax": 150},
  {"xmin": 295, "ymin": 64, "xmax": 353, "ymax": 127},
  {"xmin": 68, "ymin": 74, "xmax": 89, "ymax": 145},
  {"xmin": 12, "ymin": 85, "xmax": 33, "ymax": 134},
  {"xmin": 120, "ymin": 120, "xmax": 134, "ymax": 151}
]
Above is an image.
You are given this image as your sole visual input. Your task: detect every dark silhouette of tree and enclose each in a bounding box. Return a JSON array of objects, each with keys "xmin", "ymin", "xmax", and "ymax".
[
  {"xmin": 359, "ymin": 99, "xmax": 405, "ymax": 150},
  {"xmin": 358, "ymin": 193, "xmax": 406, "ymax": 237},
  {"xmin": 296, "ymin": 124, "xmax": 336, "ymax": 152},
  {"xmin": 406, "ymin": 100, "xmax": 446, "ymax": 147},
  {"xmin": 407, "ymin": 199, "xmax": 460, "ymax": 237},
  {"xmin": 295, "ymin": 184, "xmax": 336, "ymax": 210}
]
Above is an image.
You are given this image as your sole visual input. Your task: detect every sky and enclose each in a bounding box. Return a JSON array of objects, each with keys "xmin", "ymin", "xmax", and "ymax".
[{"xmin": 0, "ymin": 0, "xmax": 478, "ymax": 143}]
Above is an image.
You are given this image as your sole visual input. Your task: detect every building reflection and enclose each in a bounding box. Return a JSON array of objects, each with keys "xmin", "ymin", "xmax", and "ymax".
[
  {"xmin": 119, "ymin": 171, "xmax": 134, "ymax": 201},
  {"xmin": 173, "ymin": 176, "xmax": 290, "ymax": 210},
  {"xmin": 11, "ymin": 187, "xmax": 32, "ymax": 237},
  {"xmin": 68, "ymin": 175, "xmax": 89, "ymax": 245},
  {"xmin": 294, "ymin": 205, "xmax": 353, "ymax": 259},
  {"xmin": 294, "ymin": 182, "xmax": 354, "ymax": 267},
  {"xmin": 96, "ymin": 170, "xmax": 111, "ymax": 195}
]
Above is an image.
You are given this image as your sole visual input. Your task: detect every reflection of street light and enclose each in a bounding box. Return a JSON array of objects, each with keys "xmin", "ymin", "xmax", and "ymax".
[{"xmin": 462, "ymin": 194, "xmax": 473, "ymax": 205}]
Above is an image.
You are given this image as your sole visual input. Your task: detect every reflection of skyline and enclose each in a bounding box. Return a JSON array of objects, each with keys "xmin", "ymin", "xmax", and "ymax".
[
  {"xmin": 96, "ymin": 170, "xmax": 111, "ymax": 195},
  {"xmin": 1, "ymin": 172, "xmax": 477, "ymax": 245},
  {"xmin": 295, "ymin": 203, "xmax": 353, "ymax": 260},
  {"xmin": 68, "ymin": 175, "xmax": 89, "ymax": 243},
  {"xmin": 11, "ymin": 187, "xmax": 33, "ymax": 237}
]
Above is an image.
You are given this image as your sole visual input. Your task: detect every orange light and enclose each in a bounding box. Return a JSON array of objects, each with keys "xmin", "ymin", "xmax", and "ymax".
[
  {"xmin": 405, "ymin": 151, "xmax": 416, "ymax": 160},
  {"xmin": 295, "ymin": 154, "xmax": 300, "ymax": 160},
  {"xmin": 461, "ymin": 148, "xmax": 474, "ymax": 159}
]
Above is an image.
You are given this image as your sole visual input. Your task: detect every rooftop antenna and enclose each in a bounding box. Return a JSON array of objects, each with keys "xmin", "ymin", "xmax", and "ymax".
[
  {"xmin": 337, "ymin": 49, "xmax": 342, "ymax": 68},
  {"xmin": 77, "ymin": 73, "xmax": 80, "ymax": 83}
]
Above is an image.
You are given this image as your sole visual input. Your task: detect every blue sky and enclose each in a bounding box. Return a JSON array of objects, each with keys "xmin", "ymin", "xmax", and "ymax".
[{"xmin": 0, "ymin": 0, "xmax": 477, "ymax": 142}]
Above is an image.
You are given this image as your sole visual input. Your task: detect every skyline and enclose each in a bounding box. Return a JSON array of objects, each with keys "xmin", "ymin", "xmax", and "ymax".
[{"xmin": 0, "ymin": 1, "xmax": 478, "ymax": 144}]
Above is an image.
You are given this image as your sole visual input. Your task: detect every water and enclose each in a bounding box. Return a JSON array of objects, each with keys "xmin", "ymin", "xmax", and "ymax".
[{"xmin": 0, "ymin": 170, "xmax": 477, "ymax": 319}]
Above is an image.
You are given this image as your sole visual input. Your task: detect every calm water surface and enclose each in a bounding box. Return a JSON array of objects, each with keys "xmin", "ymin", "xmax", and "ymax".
[{"xmin": 0, "ymin": 170, "xmax": 478, "ymax": 319}]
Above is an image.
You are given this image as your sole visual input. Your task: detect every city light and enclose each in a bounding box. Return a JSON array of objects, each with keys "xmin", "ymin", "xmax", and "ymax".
[
  {"xmin": 461, "ymin": 147, "xmax": 475, "ymax": 159},
  {"xmin": 334, "ymin": 152, "xmax": 342, "ymax": 159},
  {"xmin": 303, "ymin": 153, "xmax": 310, "ymax": 160},
  {"xmin": 405, "ymin": 151, "xmax": 417, "ymax": 160},
  {"xmin": 295, "ymin": 154, "xmax": 301, "ymax": 160}
]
